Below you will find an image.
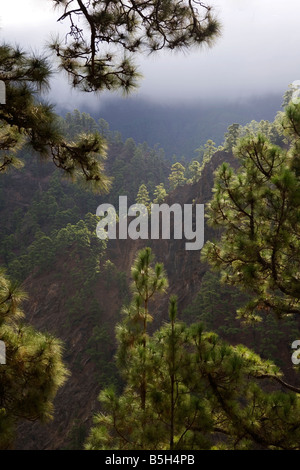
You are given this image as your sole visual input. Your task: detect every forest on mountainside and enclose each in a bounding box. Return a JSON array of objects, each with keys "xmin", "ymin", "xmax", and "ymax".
[
  {"xmin": 82, "ymin": 95, "xmax": 283, "ymax": 160},
  {"xmin": 1, "ymin": 99, "xmax": 300, "ymax": 449},
  {"xmin": 1, "ymin": 0, "xmax": 300, "ymax": 452}
]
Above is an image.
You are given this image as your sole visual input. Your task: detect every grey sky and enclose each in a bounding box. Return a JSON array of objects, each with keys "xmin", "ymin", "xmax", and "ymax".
[{"xmin": 1, "ymin": 0, "xmax": 300, "ymax": 108}]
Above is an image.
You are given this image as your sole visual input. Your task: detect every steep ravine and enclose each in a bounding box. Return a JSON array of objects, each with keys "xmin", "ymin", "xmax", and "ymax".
[{"xmin": 17, "ymin": 150, "xmax": 297, "ymax": 450}]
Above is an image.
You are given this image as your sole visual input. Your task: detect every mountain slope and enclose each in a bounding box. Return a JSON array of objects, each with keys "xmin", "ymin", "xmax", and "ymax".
[{"xmin": 14, "ymin": 150, "xmax": 231, "ymax": 449}]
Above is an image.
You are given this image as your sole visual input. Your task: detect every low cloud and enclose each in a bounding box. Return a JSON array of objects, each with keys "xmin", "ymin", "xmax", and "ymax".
[{"xmin": 1, "ymin": 0, "xmax": 300, "ymax": 106}]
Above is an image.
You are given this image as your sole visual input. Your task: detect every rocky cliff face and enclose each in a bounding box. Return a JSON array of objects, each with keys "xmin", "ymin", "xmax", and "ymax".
[{"xmin": 15, "ymin": 151, "xmax": 235, "ymax": 449}]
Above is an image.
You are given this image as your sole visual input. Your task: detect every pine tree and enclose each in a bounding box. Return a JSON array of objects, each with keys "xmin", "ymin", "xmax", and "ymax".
[
  {"xmin": 187, "ymin": 160, "xmax": 202, "ymax": 183},
  {"xmin": 136, "ymin": 184, "xmax": 151, "ymax": 211},
  {"xmin": 86, "ymin": 247, "xmax": 168, "ymax": 450},
  {"xmin": 223, "ymin": 123, "xmax": 241, "ymax": 153},
  {"xmin": 116, "ymin": 247, "xmax": 168, "ymax": 410},
  {"xmin": 150, "ymin": 296, "xmax": 208, "ymax": 450},
  {"xmin": 0, "ymin": 269, "xmax": 69, "ymax": 449},
  {"xmin": 86, "ymin": 249, "xmax": 300, "ymax": 450},
  {"xmin": 282, "ymin": 82, "xmax": 300, "ymax": 108},
  {"xmin": 168, "ymin": 162, "xmax": 186, "ymax": 191},
  {"xmin": 50, "ymin": 0, "xmax": 221, "ymax": 92},
  {"xmin": 203, "ymin": 139, "xmax": 218, "ymax": 158},
  {"xmin": 202, "ymin": 101, "xmax": 300, "ymax": 322},
  {"xmin": 0, "ymin": 44, "xmax": 111, "ymax": 191},
  {"xmin": 153, "ymin": 183, "xmax": 167, "ymax": 204}
]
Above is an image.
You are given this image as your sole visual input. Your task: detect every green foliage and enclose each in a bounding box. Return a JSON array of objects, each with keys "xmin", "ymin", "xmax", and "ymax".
[
  {"xmin": 86, "ymin": 250, "xmax": 300, "ymax": 451},
  {"xmin": 51, "ymin": 0, "xmax": 220, "ymax": 92},
  {"xmin": 221, "ymin": 115, "xmax": 285, "ymax": 154},
  {"xmin": 183, "ymin": 270, "xmax": 298, "ymax": 366},
  {"xmin": 136, "ymin": 184, "xmax": 150, "ymax": 210},
  {"xmin": 186, "ymin": 160, "xmax": 202, "ymax": 184},
  {"xmin": 0, "ymin": 125, "xmax": 25, "ymax": 173},
  {"xmin": 103, "ymin": 260, "xmax": 128, "ymax": 299},
  {"xmin": 86, "ymin": 324, "xmax": 118, "ymax": 388},
  {"xmin": 282, "ymin": 82, "xmax": 299, "ymax": 109},
  {"xmin": 0, "ymin": 269, "xmax": 68, "ymax": 449},
  {"xmin": 186, "ymin": 154, "xmax": 214, "ymax": 185},
  {"xmin": 108, "ymin": 139, "xmax": 169, "ymax": 206},
  {"xmin": 65, "ymin": 419, "xmax": 88, "ymax": 450},
  {"xmin": 8, "ymin": 213, "xmax": 106, "ymax": 283},
  {"xmin": 99, "ymin": 97, "xmax": 282, "ymax": 160},
  {"xmin": 116, "ymin": 248, "xmax": 168, "ymax": 375},
  {"xmin": 52, "ymin": 132, "xmax": 112, "ymax": 193},
  {"xmin": 63, "ymin": 110, "xmax": 100, "ymax": 139},
  {"xmin": 203, "ymin": 102, "xmax": 300, "ymax": 321},
  {"xmin": 0, "ymin": 45, "xmax": 111, "ymax": 189},
  {"xmin": 240, "ymin": 118, "xmax": 285, "ymax": 146},
  {"xmin": 153, "ymin": 183, "xmax": 167, "ymax": 204},
  {"xmin": 168, "ymin": 162, "xmax": 186, "ymax": 191},
  {"xmin": 223, "ymin": 123, "xmax": 241, "ymax": 153},
  {"xmin": 185, "ymin": 140, "xmax": 219, "ymax": 185},
  {"xmin": 203, "ymin": 139, "xmax": 218, "ymax": 159}
]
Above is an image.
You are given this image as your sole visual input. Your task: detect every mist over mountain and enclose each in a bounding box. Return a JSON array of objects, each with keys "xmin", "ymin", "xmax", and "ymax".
[{"xmin": 58, "ymin": 94, "xmax": 283, "ymax": 159}]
